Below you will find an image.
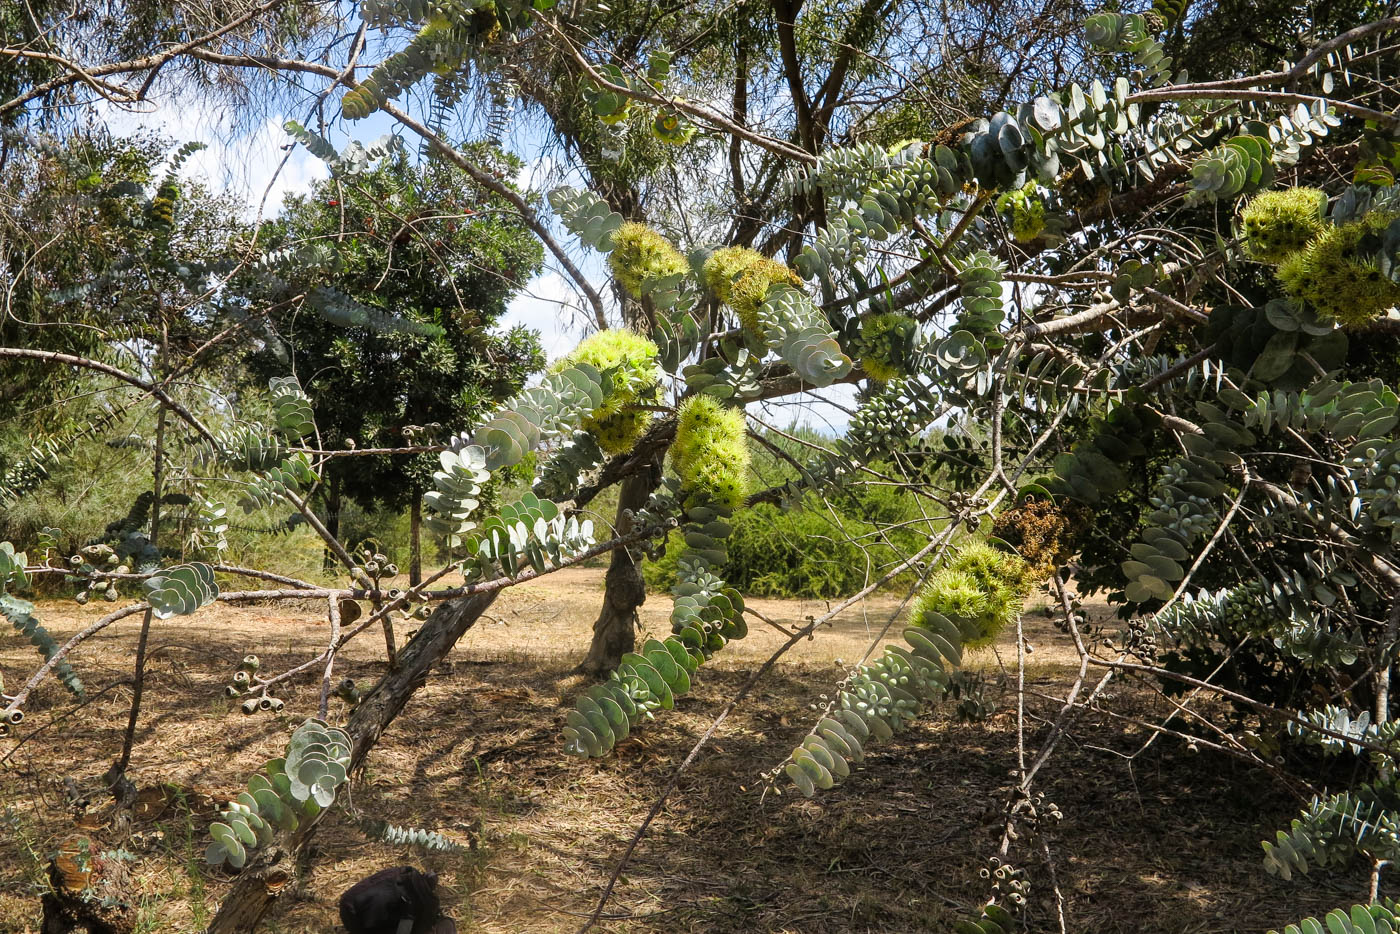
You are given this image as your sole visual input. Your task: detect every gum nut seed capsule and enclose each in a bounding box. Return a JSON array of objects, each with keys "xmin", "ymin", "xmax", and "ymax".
[
  {"xmin": 106, "ymin": 554, "xmax": 119, "ymax": 565},
  {"xmin": 242, "ymin": 655, "xmax": 260, "ymax": 670},
  {"xmin": 75, "ymin": 592, "xmax": 89, "ymax": 605},
  {"xmin": 373, "ymin": 554, "xmax": 387, "ymax": 565},
  {"xmin": 116, "ymin": 566, "xmax": 129, "ymax": 575},
  {"xmin": 103, "ymin": 589, "xmax": 118, "ymax": 601},
  {"xmin": 233, "ymin": 670, "xmax": 250, "ymax": 685},
  {"xmin": 269, "ymin": 698, "xmax": 285, "ymax": 712},
  {"xmin": 225, "ymin": 685, "xmax": 242, "ymax": 698},
  {"xmin": 385, "ymin": 564, "xmax": 398, "ymax": 576},
  {"xmin": 258, "ymin": 697, "xmax": 273, "ymax": 711},
  {"xmin": 0, "ymin": 724, "xmax": 8, "ymax": 737},
  {"xmin": 5, "ymin": 709, "xmax": 24, "ymax": 725},
  {"xmin": 241, "ymin": 698, "xmax": 260, "ymax": 715},
  {"xmin": 70, "ymin": 555, "xmax": 83, "ymax": 565}
]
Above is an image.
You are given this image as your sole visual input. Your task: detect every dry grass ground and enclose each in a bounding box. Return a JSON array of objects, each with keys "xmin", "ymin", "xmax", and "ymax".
[{"xmin": 0, "ymin": 567, "xmax": 1361, "ymax": 932}]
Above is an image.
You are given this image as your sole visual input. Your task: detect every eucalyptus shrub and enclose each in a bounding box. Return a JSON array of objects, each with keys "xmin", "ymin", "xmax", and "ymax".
[{"xmin": 3, "ymin": 1, "xmax": 1400, "ymax": 930}]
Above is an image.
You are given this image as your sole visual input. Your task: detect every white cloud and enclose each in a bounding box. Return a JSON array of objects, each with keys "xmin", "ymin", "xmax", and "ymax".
[
  {"xmin": 91, "ymin": 99, "xmax": 329, "ymax": 218},
  {"xmin": 498, "ymin": 271, "xmax": 594, "ymax": 362},
  {"xmin": 513, "ymin": 153, "xmax": 558, "ymax": 192},
  {"xmin": 750, "ymin": 381, "xmax": 860, "ymax": 437}
]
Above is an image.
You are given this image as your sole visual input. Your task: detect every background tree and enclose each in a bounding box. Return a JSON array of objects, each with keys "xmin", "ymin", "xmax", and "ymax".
[{"xmin": 247, "ymin": 151, "xmax": 545, "ymax": 583}]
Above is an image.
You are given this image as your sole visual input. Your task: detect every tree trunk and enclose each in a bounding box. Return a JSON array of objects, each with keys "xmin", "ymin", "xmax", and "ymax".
[
  {"xmin": 410, "ymin": 490, "xmax": 422, "ymax": 587},
  {"xmin": 206, "ymin": 590, "xmax": 498, "ymax": 933},
  {"xmin": 323, "ymin": 474, "xmax": 342, "ymax": 573},
  {"xmin": 576, "ymin": 465, "xmax": 660, "ymax": 675}
]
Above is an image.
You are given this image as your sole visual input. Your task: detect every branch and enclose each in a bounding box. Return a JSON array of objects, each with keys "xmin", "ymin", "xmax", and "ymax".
[
  {"xmin": 772, "ymin": 0, "xmax": 816, "ymax": 152},
  {"xmin": 540, "ymin": 16, "xmax": 817, "ymax": 165},
  {"xmin": 0, "ymin": 0, "xmax": 291, "ymax": 117},
  {"xmin": 169, "ymin": 47, "xmax": 612, "ymax": 328},
  {"xmin": 0, "ymin": 347, "xmax": 217, "ymax": 445},
  {"xmin": 1127, "ymin": 87, "xmax": 1400, "ymax": 129}
]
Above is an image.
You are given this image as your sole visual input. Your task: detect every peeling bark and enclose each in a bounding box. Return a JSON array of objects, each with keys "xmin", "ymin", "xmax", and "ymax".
[{"xmin": 576, "ymin": 465, "xmax": 661, "ymax": 675}]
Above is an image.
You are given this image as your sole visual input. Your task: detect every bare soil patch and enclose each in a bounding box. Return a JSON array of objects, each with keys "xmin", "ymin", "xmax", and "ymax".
[{"xmin": 0, "ymin": 568, "xmax": 1356, "ymax": 931}]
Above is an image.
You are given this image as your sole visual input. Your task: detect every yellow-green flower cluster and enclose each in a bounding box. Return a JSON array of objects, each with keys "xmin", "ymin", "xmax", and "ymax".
[
  {"xmin": 551, "ymin": 329, "xmax": 661, "ymax": 455},
  {"xmin": 606, "ymin": 222, "xmax": 689, "ymax": 300},
  {"xmin": 670, "ymin": 394, "xmax": 750, "ymax": 510},
  {"xmin": 996, "ymin": 182, "xmax": 1046, "ymax": 243},
  {"xmin": 1276, "ymin": 212, "xmax": 1400, "ymax": 327},
  {"xmin": 702, "ymin": 246, "xmax": 802, "ymax": 339},
  {"xmin": 1239, "ymin": 187, "xmax": 1327, "ymax": 263},
  {"xmin": 854, "ymin": 313, "xmax": 915, "ymax": 382},
  {"xmin": 910, "ymin": 541, "xmax": 1029, "ymax": 650}
]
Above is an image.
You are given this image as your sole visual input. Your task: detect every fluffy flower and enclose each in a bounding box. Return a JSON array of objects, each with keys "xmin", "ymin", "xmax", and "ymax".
[
  {"xmin": 607, "ymin": 222, "xmax": 689, "ymax": 300},
  {"xmin": 1276, "ymin": 212, "xmax": 1400, "ymax": 326},
  {"xmin": 910, "ymin": 541, "xmax": 1029, "ymax": 649},
  {"xmin": 670, "ymin": 394, "xmax": 750, "ymax": 510},
  {"xmin": 702, "ymin": 247, "xmax": 802, "ymax": 339},
  {"xmin": 551, "ymin": 329, "xmax": 661, "ymax": 454},
  {"xmin": 1239, "ymin": 187, "xmax": 1327, "ymax": 263}
]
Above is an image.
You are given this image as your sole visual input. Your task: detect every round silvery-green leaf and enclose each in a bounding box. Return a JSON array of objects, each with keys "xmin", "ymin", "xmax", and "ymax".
[
  {"xmin": 209, "ymin": 822, "xmax": 237, "ymax": 848},
  {"xmin": 785, "ymin": 761, "xmax": 816, "ymax": 797},
  {"xmin": 596, "ymin": 695, "xmax": 629, "ymax": 739},
  {"xmin": 562, "ymin": 727, "xmax": 591, "ymax": 758},
  {"xmin": 312, "ymin": 777, "xmax": 338, "ymax": 808},
  {"xmin": 837, "ymin": 709, "xmax": 870, "ymax": 741},
  {"xmin": 793, "ymin": 750, "xmax": 835, "ymax": 789},
  {"xmin": 229, "ymin": 816, "xmax": 257, "ymax": 846}
]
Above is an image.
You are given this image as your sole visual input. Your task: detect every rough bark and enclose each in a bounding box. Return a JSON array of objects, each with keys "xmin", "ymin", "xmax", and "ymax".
[
  {"xmin": 576, "ymin": 464, "xmax": 660, "ymax": 675},
  {"xmin": 409, "ymin": 491, "xmax": 422, "ymax": 587},
  {"xmin": 206, "ymin": 590, "xmax": 498, "ymax": 933},
  {"xmin": 41, "ymin": 839, "xmax": 134, "ymax": 933}
]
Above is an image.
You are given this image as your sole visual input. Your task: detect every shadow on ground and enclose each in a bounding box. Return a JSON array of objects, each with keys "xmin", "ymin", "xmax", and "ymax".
[{"xmin": 0, "ymin": 574, "xmax": 1362, "ymax": 933}]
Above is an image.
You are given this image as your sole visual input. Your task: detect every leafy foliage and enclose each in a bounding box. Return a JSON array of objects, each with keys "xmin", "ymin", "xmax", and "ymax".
[
  {"xmin": 1274, "ymin": 902, "xmax": 1400, "ymax": 934},
  {"xmin": 779, "ymin": 539, "xmax": 1027, "ymax": 796},
  {"xmin": 779, "ymin": 615, "xmax": 962, "ymax": 796},
  {"xmin": 7, "ymin": 2, "xmax": 1400, "ymax": 928},
  {"xmin": 341, "ymin": 0, "xmax": 555, "ymax": 119},
  {"xmin": 1263, "ymin": 777, "xmax": 1400, "ymax": 880},
  {"xmin": 141, "ymin": 563, "xmax": 218, "ymax": 620},
  {"xmin": 251, "ymin": 153, "xmax": 544, "ymax": 519},
  {"xmin": 359, "ymin": 819, "xmax": 463, "ymax": 853},
  {"xmin": 423, "ymin": 446, "xmax": 490, "ymax": 547},
  {"xmin": 0, "ymin": 594, "xmax": 84, "ymax": 701},
  {"xmin": 205, "ymin": 719, "xmax": 351, "ymax": 869},
  {"xmin": 461, "ymin": 492, "xmax": 595, "ymax": 581}
]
